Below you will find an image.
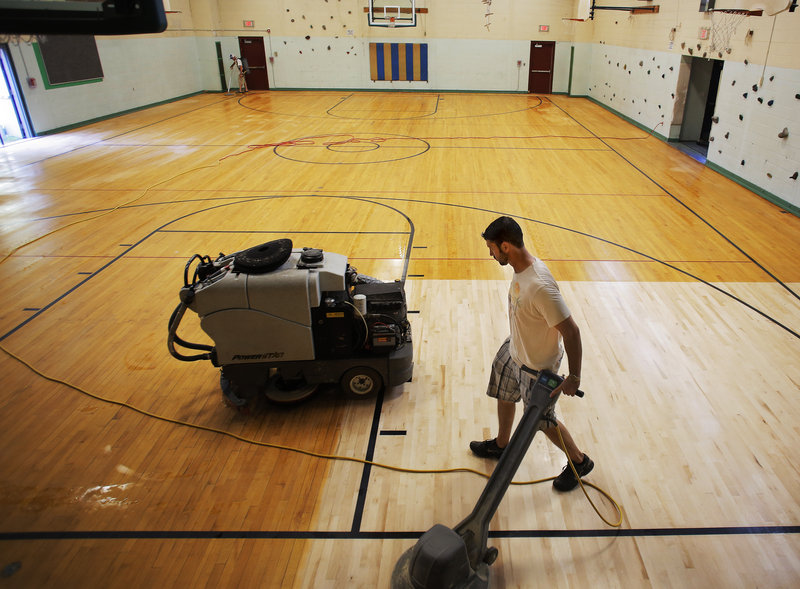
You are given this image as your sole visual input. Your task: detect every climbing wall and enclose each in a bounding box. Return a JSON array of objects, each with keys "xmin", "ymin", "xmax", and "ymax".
[
  {"xmin": 709, "ymin": 62, "xmax": 800, "ymax": 209},
  {"xmin": 588, "ymin": 44, "xmax": 683, "ymax": 138}
]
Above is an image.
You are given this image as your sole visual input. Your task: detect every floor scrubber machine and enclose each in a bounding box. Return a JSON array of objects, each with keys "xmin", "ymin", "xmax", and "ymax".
[
  {"xmin": 167, "ymin": 239, "xmax": 413, "ymax": 406},
  {"xmin": 391, "ymin": 371, "xmax": 583, "ymax": 589}
]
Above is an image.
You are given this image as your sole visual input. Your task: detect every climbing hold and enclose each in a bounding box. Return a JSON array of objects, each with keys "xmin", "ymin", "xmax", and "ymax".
[
  {"xmin": 744, "ymin": 59, "xmax": 749, "ymax": 64},
  {"xmin": 688, "ymin": 48, "xmax": 694, "ymax": 55},
  {"xmin": 778, "ymin": 128, "xmax": 789, "ymax": 138},
  {"xmin": 305, "ymin": 35, "xmax": 310, "ymax": 40},
  {"xmin": 681, "ymin": 42, "xmax": 686, "ymax": 49},
  {"xmin": 741, "ymin": 160, "xmax": 746, "ymax": 165},
  {"xmin": 752, "ymin": 84, "xmax": 758, "ymax": 91},
  {"xmin": 791, "ymin": 172, "xmax": 798, "ymax": 180},
  {"xmin": 767, "ymin": 99, "xmax": 774, "ymax": 106},
  {"xmin": 758, "ymin": 97, "xmax": 763, "ymax": 103},
  {"xmin": 732, "ymin": 80, "xmax": 736, "ymax": 86},
  {"xmin": 767, "ymin": 172, "xmax": 773, "ymax": 178},
  {"xmin": 725, "ymin": 132, "xmax": 729, "ymax": 139},
  {"xmin": 769, "ymin": 75, "xmax": 774, "ymax": 81},
  {"xmin": 712, "ymin": 116, "xmax": 719, "ymax": 123},
  {"xmin": 743, "ymin": 92, "xmax": 748, "ymax": 98},
  {"xmin": 710, "ymin": 136, "xmax": 715, "ymax": 142},
  {"xmin": 739, "ymin": 114, "xmax": 744, "ymax": 121}
]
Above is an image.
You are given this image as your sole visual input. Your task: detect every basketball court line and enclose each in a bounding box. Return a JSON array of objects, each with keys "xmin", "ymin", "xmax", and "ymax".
[
  {"xmin": 3, "ymin": 524, "xmax": 799, "ymax": 541},
  {"xmin": 6, "ymin": 193, "xmax": 797, "ymax": 341}
]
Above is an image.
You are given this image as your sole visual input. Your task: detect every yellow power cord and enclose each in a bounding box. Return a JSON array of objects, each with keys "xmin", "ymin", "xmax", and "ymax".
[{"xmin": 1, "ymin": 344, "xmax": 623, "ymax": 528}]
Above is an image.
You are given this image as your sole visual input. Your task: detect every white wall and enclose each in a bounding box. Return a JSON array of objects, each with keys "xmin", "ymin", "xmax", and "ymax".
[
  {"xmin": 569, "ymin": 43, "xmax": 592, "ymax": 95},
  {"xmin": 13, "ymin": 35, "xmax": 203, "ymax": 133},
  {"xmin": 708, "ymin": 62, "xmax": 800, "ymax": 208},
  {"xmin": 587, "ymin": 44, "xmax": 684, "ymax": 139},
  {"xmin": 260, "ymin": 35, "xmax": 563, "ymax": 93}
]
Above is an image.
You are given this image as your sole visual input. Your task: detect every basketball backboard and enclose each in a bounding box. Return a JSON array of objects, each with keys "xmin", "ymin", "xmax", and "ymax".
[
  {"xmin": 705, "ymin": 0, "xmax": 793, "ymax": 14},
  {"xmin": 369, "ymin": 0, "xmax": 416, "ymax": 27}
]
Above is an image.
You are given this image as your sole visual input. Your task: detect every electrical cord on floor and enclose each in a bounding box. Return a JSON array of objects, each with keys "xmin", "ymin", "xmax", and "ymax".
[{"xmin": 1, "ymin": 343, "xmax": 623, "ymax": 528}]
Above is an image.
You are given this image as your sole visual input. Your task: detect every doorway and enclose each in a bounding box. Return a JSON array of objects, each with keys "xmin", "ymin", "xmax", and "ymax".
[
  {"xmin": 528, "ymin": 41, "xmax": 555, "ymax": 94},
  {"xmin": 678, "ymin": 57, "xmax": 723, "ymax": 162},
  {"xmin": 0, "ymin": 44, "xmax": 33, "ymax": 145},
  {"xmin": 238, "ymin": 37, "xmax": 269, "ymax": 91}
]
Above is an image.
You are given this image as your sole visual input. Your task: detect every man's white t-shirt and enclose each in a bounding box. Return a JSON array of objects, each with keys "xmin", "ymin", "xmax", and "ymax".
[{"xmin": 508, "ymin": 258, "xmax": 571, "ymax": 371}]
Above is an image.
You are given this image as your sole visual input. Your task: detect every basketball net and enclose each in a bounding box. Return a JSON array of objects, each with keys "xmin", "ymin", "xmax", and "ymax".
[{"xmin": 709, "ymin": 10, "xmax": 748, "ymax": 53}]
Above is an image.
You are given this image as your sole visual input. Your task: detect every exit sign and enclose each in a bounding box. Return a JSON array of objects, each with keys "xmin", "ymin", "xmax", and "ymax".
[
  {"xmin": 539, "ymin": 25, "xmax": 550, "ymax": 32},
  {"xmin": 243, "ymin": 20, "xmax": 255, "ymax": 28}
]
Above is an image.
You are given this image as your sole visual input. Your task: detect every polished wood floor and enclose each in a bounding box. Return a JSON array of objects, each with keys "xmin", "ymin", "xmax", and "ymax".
[{"xmin": 1, "ymin": 91, "xmax": 799, "ymax": 588}]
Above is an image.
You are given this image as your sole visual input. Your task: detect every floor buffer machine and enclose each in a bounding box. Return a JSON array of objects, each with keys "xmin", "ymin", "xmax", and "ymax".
[
  {"xmin": 391, "ymin": 371, "xmax": 583, "ymax": 589},
  {"xmin": 167, "ymin": 239, "xmax": 413, "ymax": 407}
]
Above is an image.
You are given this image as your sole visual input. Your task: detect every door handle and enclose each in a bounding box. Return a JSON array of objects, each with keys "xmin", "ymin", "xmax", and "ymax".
[{"xmin": 530, "ymin": 70, "xmax": 550, "ymax": 73}]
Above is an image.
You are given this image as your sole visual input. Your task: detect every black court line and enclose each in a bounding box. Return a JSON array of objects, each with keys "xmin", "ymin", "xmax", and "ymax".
[
  {"xmin": 3, "ymin": 525, "xmax": 798, "ymax": 542},
  {"xmin": 26, "ymin": 189, "xmax": 666, "ymax": 222},
  {"xmin": 1, "ymin": 195, "xmax": 415, "ymax": 343},
  {"xmin": 240, "ymin": 93, "xmax": 545, "ymax": 121},
  {"xmin": 547, "ymin": 97, "xmax": 800, "ymax": 304},
  {"xmin": 159, "ymin": 229, "xmax": 410, "ymax": 235},
  {"xmin": 351, "ymin": 387, "xmax": 385, "ymax": 534}
]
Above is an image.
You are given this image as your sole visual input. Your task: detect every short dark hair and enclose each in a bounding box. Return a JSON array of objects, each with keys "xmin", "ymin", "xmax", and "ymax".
[{"xmin": 482, "ymin": 216, "xmax": 524, "ymax": 248}]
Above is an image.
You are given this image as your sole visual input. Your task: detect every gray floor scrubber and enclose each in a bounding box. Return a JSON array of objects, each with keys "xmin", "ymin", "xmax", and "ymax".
[
  {"xmin": 391, "ymin": 371, "xmax": 583, "ymax": 589},
  {"xmin": 168, "ymin": 239, "xmax": 413, "ymax": 407}
]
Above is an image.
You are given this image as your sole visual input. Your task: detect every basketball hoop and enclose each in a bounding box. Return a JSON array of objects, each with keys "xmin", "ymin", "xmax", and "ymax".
[{"xmin": 708, "ymin": 9, "xmax": 754, "ymax": 54}]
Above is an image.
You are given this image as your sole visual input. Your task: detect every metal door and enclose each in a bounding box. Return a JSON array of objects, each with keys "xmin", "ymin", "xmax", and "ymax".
[
  {"xmin": 528, "ymin": 41, "xmax": 555, "ymax": 94},
  {"xmin": 238, "ymin": 37, "xmax": 269, "ymax": 90}
]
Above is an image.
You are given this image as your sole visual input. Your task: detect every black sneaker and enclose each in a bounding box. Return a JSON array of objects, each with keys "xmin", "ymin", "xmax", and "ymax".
[
  {"xmin": 553, "ymin": 454, "xmax": 594, "ymax": 492},
  {"xmin": 469, "ymin": 438, "xmax": 505, "ymax": 459}
]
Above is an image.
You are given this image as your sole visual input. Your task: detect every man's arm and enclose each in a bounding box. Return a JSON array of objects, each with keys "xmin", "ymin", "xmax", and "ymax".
[{"xmin": 552, "ymin": 315, "xmax": 582, "ymax": 397}]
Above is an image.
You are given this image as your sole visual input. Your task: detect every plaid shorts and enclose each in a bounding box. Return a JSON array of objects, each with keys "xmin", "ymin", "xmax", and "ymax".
[{"xmin": 486, "ymin": 338, "xmax": 559, "ymax": 427}]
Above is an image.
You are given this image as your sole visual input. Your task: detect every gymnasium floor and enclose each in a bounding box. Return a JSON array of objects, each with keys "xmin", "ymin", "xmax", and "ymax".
[{"xmin": 1, "ymin": 91, "xmax": 799, "ymax": 587}]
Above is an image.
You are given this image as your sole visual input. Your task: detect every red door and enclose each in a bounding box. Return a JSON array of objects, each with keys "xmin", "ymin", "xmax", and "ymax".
[
  {"xmin": 238, "ymin": 36, "xmax": 269, "ymax": 90},
  {"xmin": 528, "ymin": 41, "xmax": 555, "ymax": 94}
]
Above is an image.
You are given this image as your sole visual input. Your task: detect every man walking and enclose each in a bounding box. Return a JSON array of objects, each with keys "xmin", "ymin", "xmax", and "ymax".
[{"xmin": 470, "ymin": 216, "xmax": 593, "ymax": 492}]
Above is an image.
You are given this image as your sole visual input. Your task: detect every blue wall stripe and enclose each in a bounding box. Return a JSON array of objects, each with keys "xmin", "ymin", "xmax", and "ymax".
[
  {"xmin": 390, "ymin": 43, "xmax": 400, "ymax": 81},
  {"xmin": 376, "ymin": 43, "xmax": 384, "ymax": 80},
  {"xmin": 420, "ymin": 44, "xmax": 428, "ymax": 81},
  {"xmin": 406, "ymin": 43, "xmax": 414, "ymax": 80}
]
